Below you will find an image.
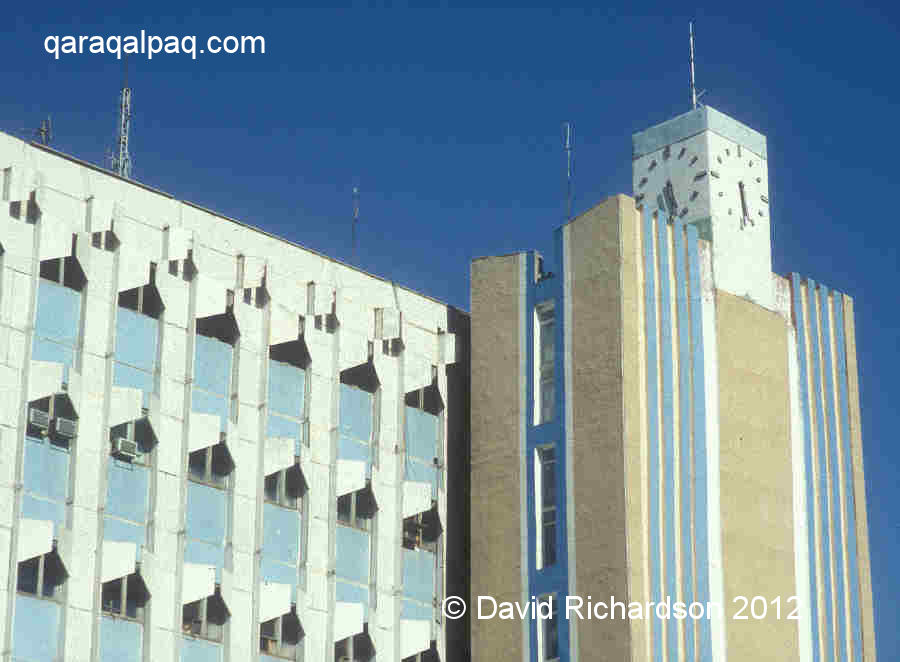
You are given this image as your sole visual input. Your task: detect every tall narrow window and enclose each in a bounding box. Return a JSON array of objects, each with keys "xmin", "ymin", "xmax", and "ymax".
[
  {"xmin": 534, "ymin": 303, "xmax": 555, "ymax": 425},
  {"xmin": 536, "ymin": 594, "xmax": 559, "ymax": 661},
  {"xmin": 535, "ymin": 446, "xmax": 557, "ymax": 569}
]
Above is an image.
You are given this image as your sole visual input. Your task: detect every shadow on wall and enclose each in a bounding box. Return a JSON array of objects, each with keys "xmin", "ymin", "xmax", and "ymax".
[{"xmin": 444, "ymin": 306, "xmax": 471, "ymax": 662}]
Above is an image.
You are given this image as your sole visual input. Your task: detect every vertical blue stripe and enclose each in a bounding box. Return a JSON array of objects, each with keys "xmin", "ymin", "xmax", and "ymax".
[
  {"xmin": 674, "ymin": 219, "xmax": 695, "ymax": 662},
  {"xmin": 792, "ymin": 273, "xmax": 822, "ymax": 662},
  {"xmin": 808, "ymin": 279, "xmax": 836, "ymax": 662},
  {"xmin": 656, "ymin": 214, "xmax": 678, "ymax": 660},
  {"xmin": 643, "ymin": 209, "xmax": 663, "ymax": 662},
  {"xmin": 688, "ymin": 225, "xmax": 712, "ymax": 662},
  {"xmin": 832, "ymin": 297, "xmax": 864, "ymax": 662},
  {"xmin": 819, "ymin": 287, "xmax": 847, "ymax": 661}
]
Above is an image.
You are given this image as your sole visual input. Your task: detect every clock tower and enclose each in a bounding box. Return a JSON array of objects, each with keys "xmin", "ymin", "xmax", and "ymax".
[{"xmin": 632, "ymin": 106, "xmax": 773, "ymax": 309}]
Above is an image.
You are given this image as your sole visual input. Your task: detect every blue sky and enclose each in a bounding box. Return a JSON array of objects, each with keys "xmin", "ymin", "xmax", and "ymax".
[{"xmin": 2, "ymin": 1, "xmax": 898, "ymax": 656}]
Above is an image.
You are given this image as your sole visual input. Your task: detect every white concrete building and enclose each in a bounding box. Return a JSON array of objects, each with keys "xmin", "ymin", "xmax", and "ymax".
[{"xmin": 0, "ymin": 131, "xmax": 467, "ymax": 662}]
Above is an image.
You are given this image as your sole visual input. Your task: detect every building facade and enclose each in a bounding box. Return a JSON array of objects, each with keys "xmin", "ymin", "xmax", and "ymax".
[
  {"xmin": 0, "ymin": 132, "xmax": 468, "ymax": 662},
  {"xmin": 471, "ymin": 107, "xmax": 876, "ymax": 662}
]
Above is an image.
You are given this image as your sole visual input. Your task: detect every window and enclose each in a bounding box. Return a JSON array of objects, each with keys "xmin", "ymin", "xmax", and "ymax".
[
  {"xmin": 402, "ymin": 504, "xmax": 441, "ymax": 553},
  {"xmin": 537, "ymin": 594, "xmax": 559, "ymax": 661},
  {"xmin": 534, "ymin": 303, "xmax": 555, "ymax": 425},
  {"xmin": 264, "ymin": 464, "xmax": 305, "ymax": 509},
  {"xmin": 27, "ymin": 394, "xmax": 77, "ymax": 450},
  {"xmin": 535, "ymin": 446, "xmax": 557, "ymax": 569},
  {"xmin": 101, "ymin": 573, "xmax": 149, "ymax": 621},
  {"xmin": 39, "ymin": 255, "xmax": 86, "ymax": 291},
  {"xmin": 17, "ymin": 551, "xmax": 67, "ymax": 601},
  {"xmin": 188, "ymin": 443, "xmax": 233, "ymax": 488},
  {"xmin": 402, "ymin": 644, "xmax": 439, "ymax": 662},
  {"xmin": 1, "ymin": 167, "xmax": 10, "ymax": 201},
  {"xmin": 118, "ymin": 277, "xmax": 163, "ymax": 319},
  {"xmin": 337, "ymin": 487, "xmax": 376, "ymax": 531},
  {"xmin": 182, "ymin": 590, "xmax": 228, "ymax": 642},
  {"xmin": 334, "ymin": 628, "xmax": 374, "ymax": 662},
  {"xmin": 260, "ymin": 610, "xmax": 302, "ymax": 659},
  {"xmin": 109, "ymin": 419, "xmax": 155, "ymax": 465}
]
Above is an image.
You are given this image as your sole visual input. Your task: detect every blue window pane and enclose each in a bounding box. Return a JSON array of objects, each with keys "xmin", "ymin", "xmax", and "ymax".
[
  {"xmin": 31, "ymin": 337, "xmax": 74, "ymax": 374},
  {"xmin": 335, "ymin": 525, "xmax": 369, "ymax": 585},
  {"xmin": 339, "ymin": 385, "xmax": 372, "ymax": 442},
  {"xmin": 35, "ymin": 280, "xmax": 80, "ymax": 346},
  {"xmin": 184, "ymin": 539, "xmax": 225, "ymax": 573},
  {"xmin": 99, "ymin": 615, "xmax": 142, "ymax": 662},
  {"xmin": 23, "ymin": 438, "xmax": 69, "ymax": 503},
  {"xmin": 191, "ymin": 389, "xmax": 229, "ymax": 432},
  {"xmin": 405, "ymin": 406, "xmax": 438, "ymax": 462},
  {"xmin": 186, "ymin": 482, "xmax": 226, "ymax": 545},
  {"xmin": 13, "ymin": 594, "xmax": 60, "ymax": 662},
  {"xmin": 103, "ymin": 517, "xmax": 146, "ymax": 549},
  {"xmin": 336, "ymin": 580, "xmax": 369, "ymax": 618},
  {"xmin": 261, "ymin": 558, "xmax": 298, "ymax": 588},
  {"xmin": 266, "ymin": 414, "xmax": 301, "ymax": 441},
  {"xmin": 181, "ymin": 636, "xmax": 222, "ymax": 662},
  {"xmin": 268, "ymin": 360, "xmax": 305, "ymax": 418},
  {"xmin": 262, "ymin": 503, "xmax": 299, "ymax": 566},
  {"xmin": 113, "ymin": 362, "xmax": 154, "ymax": 395},
  {"xmin": 115, "ymin": 308, "xmax": 158, "ymax": 372},
  {"xmin": 21, "ymin": 494, "xmax": 65, "ymax": 532},
  {"xmin": 194, "ymin": 335, "xmax": 232, "ymax": 396},
  {"xmin": 402, "ymin": 547, "xmax": 435, "ymax": 604},
  {"xmin": 401, "ymin": 599, "xmax": 433, "ymax": 620},
  {"xmin": 337, "ymin": 435, "xmax": 370, "ymax": 463},
  {"xmin": 106, "ymin": 461, "xmax": 149, "ymax": 523}
]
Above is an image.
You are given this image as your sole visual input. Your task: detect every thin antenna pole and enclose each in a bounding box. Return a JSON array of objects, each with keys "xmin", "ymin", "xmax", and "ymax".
[
  {"xmin": 689, "ymin": 22, "xmax": 698, "ymax": 109},
  {"xmin": 563, "ymin": 121, "xmax": 574, "ymax": 220},
  {"xmin": 112, "ymin": 56, "xmax": 132, "ymax": 179},
  {"xmin": 352, "ymin": 184, "xmax": 360, "ymax": 263}
]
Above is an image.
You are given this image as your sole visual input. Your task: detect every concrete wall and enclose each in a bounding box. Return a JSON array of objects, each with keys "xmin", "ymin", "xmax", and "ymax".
[
  {"xmin": 0, "ymin": 131, "xmax": 466, "ymax": 662},
  {"xmin": 470, "ymin": 253, "xmax": 526, "ymax": 661},
  {"xmin": 564, "ymin": 197, "xmax": 632, "ymax": 659}
]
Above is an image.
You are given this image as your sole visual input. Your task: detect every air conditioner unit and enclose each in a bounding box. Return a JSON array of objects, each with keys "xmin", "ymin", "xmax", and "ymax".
[
  {"xmin": 111, "ymin": 437, "xmax": 139, "ymax": 460},
  {"xmin": 54, "ymin": 417, "xmax": 77, "ymax": 439},
  {"xmin": 28, "ymin": 408, "xmax": 50, "ymax": 430}
]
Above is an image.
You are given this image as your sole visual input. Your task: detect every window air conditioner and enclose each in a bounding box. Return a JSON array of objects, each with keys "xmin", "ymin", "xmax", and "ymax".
[
  {"xmin": 111, "ymin": 437, "xmax": 139, "ymax": 460},
  {"xmin": 54, "ymin": 417, "xmax": 77, "ymax": 438},
  {"xmin": 28, "ymin": 408, "xmax": 50, "ymax": 430}
]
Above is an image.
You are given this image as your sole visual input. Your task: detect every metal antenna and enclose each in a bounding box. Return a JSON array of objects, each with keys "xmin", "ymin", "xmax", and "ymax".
[
  {"xmin": 36, "ymin": 116, "xmax": 52, "ymax": 146},
  {"xmin": 111, "ymin": 56, "xmax": 132, "ymax": 178},
  {"xmin": 563, "ymin": 121, "xmax": 575, "ymax": 220},
  {"xmin": 352, "ymin": 183, "xmax": 360, "ymax": 262},
  {"xmin": 690, "ymin": 22, "xmax": 698, "ymax": 109}
]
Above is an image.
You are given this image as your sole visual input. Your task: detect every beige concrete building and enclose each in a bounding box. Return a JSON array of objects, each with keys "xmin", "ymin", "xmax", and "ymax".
[{"xmin": 470, "ymin": 107, "xmax": 876, "ymax": 662}]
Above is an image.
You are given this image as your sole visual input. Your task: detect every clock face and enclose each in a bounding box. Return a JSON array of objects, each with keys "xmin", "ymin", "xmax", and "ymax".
[{"xmin": 633, "ymin": 134, "xmax": 769, "ymax": 233}]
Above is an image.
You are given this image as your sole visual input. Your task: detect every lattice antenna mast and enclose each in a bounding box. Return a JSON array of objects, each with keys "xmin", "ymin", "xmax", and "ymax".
[
  {"xmin": 112, "ymin": 57, "xmax": 132, "ymax": 179},
  {"xmin": 36, "ymin": 116, "xmax": 52, "ymax": 146},
  {"xmin": 352, "ymin": 184, "xmax": 360, "ymax": 262},
  {"xmin": 689, "ymin": 22, "xmax": 706, "ymax": 108},
  {"xmin": 563, "ymin": 121, "xmax": 575, "ymax": 220}
]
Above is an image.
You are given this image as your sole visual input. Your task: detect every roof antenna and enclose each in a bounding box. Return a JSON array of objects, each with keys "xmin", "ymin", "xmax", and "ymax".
[
  {"xmin": 689, "ymin": 22, "xmax": 706, "ymax": 109},
  {"xmin": 111, "ymin": 56, "xmax": 133, "ymax": 178},
  {"xmin": 36, "ymin": 116, "xmax": 52, "ymax": 146},
  {"xmin": 352, "ymin": 181, "xmax": 360, "ymax": 263},
  {"xmin": 563, "ymin": 121, "xmax": 574, "ymax": 220}
]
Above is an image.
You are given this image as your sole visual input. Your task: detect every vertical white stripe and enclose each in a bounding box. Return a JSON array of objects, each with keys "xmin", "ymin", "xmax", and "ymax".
[
  {"xmin": 698, "ymin": 242, "xmax": 726, "ymax": 662},
  {"xmin": 518, "ymin": 254, "xmax": 531, "ymax": 662},
  {"xmin": 563, "ymin": 226, "xmax": 578, "ymax": 661},
  {"xmin": 789, "ymin": 323, "xmax": 814, "ymax": 662}
]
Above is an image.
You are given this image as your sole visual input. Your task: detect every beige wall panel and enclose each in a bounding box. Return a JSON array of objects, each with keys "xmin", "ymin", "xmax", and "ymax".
[
  {"xmin": 470, "ymin": 254, "xmax": 525, "ymax": 661},
  {"xmin": 716, "ymin": 290, "xmax": 800, "ymax": 660},
  {"xmin": 567, "ymin": 196, "xmax": 632, "ymax": 660},
  {"xmin": 842, "ymin": 296, "xmax": 877, "ymax": 662}
]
